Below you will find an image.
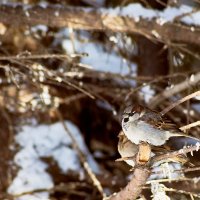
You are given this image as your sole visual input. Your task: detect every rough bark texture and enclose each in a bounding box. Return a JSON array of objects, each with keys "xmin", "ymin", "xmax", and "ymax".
[{"xmin": 108, "ymin": 167, "xmax": 150, "ymax": 200}]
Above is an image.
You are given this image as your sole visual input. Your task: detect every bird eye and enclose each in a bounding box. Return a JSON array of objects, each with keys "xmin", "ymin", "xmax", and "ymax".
[
  {"xmin": 129, "ymin": 112, "xmax": 134, "ymax": 117},
  {"xmin": 123, "ymin": 117, "xmax": 129, "ymax": 123}
]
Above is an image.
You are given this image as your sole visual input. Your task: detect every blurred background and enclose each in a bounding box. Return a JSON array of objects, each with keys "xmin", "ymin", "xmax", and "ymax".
[{"xmin": 0, "ymin": 0, "xmax": 200, "ymax": 199}]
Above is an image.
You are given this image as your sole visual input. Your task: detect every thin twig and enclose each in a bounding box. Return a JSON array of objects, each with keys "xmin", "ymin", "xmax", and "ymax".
[
  {"xmin": 152, "ymin": 166, "xmax": 200, "ymax": 175},
  {"xmin": 60, "ymin": 77, "xmax": 95, "ymax": 99},
  {"xmin": 38, "ymin": 64, "xmax": 96, "ymax": 99},
  {"xmin": 166, "ymin": 186, "xmax": 200, "ymax": 198},
  {"xmin": 156, "ymin": 0, "xmax": 167, "ymax": 6},
  {"xmin": 174, "ymin": 8, "xmax": 200, "ymax": 22},
  {"xmin": 146, "ymin": 183, "xmax": 200, "ymax": 198},
  {"xmin": 180, "ymin": 121, "xmax": 200, "ymax": 132},
  {"xmin": 0, "ymin": 53, "xmax": 87, "ymax": 61},
  {"xmin": 151, "ymin": 144, "xmax": 200, "ymax": 165},
  {"xmin": 55, "ymin": 109, "xmax": 106, "ymax": 198},
  {"xmin": 11, "ymin": 182, "xmax": 90, "ymax": 197},
  {"xmin": 177, "ymin": 45, "xmax": 200, "ymax": 61},
  {"xmin": 150, "ymin": 72, "xmax": 200, "ymax": 108},
  {"xmin": 161, "ymin": 90, "xmax": 200, "ymax": 115},
  {"xmin": 146, "ymin": 177, "xmax": 193, "ymax": 184}
]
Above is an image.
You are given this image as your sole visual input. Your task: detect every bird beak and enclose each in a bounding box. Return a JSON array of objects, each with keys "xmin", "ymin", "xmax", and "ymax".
[
  {"xmin": 139, "ymin": 110, "xmax": 145, "ymax": 117},
  {"xmin": 118, "ymin": 131, "xmax": 124, "ymax": 138}
]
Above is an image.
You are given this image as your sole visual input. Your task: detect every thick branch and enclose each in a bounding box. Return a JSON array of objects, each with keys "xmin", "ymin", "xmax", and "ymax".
[
  {"xmin": 0, "ymin": 4, "xmax": 200, "ymax": 45},
  {"xmin": 107, "ymin": 167, "xmax": 150, "ymax": 200}
]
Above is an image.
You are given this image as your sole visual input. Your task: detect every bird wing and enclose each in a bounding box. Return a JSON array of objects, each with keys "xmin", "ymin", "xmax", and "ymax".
[{"xmin": 140, "ymin": 109, "xmax": 182, "ymax": 134}]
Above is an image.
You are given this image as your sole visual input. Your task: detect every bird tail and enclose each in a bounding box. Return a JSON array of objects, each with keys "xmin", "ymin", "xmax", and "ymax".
[{"xmin": 169, "ymin": 133, "xmax": 200, "ymax": 148}]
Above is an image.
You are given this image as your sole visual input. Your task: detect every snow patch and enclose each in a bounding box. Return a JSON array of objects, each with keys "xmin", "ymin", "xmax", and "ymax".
[
  {"xmin": 8, "ymin": 121, "xmax": 100, "ymax": 199},
  {"xmin": 104, "ymin": 3, "xmax": 200, "ymax": 26}
]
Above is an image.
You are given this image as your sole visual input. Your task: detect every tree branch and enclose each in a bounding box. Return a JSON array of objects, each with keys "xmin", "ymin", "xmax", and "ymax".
[
  {"xmin": 149, "ymin": 72, "xmax": 200, "ymax": 108},
  {"xmin": 0, "ymin": 4, "xmax": 200, "ymax": 45},
  {"xmin": 107, "ymin": 143, "xmax": 151, "ymax": 200},
  {"xmin": 106, "ymin": 167, "xmax": 150, "ymax": 200},
  {"xmin": 151, "ymin": 144, "xmax": 200, "ymax": 164},
  {"xmin": 161, "ymin": 90, "xmax": 200, "ymax": 115}
]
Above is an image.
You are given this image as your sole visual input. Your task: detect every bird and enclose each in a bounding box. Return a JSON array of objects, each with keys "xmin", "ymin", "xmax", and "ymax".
[
  {"xmin": 117, "ymin": 131, "xmax": 189, "ymax": 167},
  {"xmin": 117, "ymin": 131, "xmax": 139, "ymax": 167},
  {"xmin": 121, "ymin": 104, "xmax": 200, "ymax": 146}
]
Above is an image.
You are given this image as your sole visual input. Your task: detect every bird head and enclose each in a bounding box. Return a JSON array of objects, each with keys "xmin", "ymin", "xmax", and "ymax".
[{"xmin": 122, "ymin": 105, "xmax": 145, "ymax": 124}]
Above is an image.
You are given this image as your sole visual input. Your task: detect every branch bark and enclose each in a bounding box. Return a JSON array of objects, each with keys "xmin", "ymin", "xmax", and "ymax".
[
  {"xmin": 107, "ymin": 142, "xmax": 151, "ymax": 200},
  {"xmin": 106, "ymin": 167, "xmax": 150, "ymax": 200},
  {"xmin": 0, "ymin": 4, "xmax": 200, "ymax": 45}
]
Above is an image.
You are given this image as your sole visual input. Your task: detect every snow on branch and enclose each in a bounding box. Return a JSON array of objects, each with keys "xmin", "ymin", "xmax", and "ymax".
[{"xmin": 0, "ymin": 3, "xmax": 200, "ymax": 45}]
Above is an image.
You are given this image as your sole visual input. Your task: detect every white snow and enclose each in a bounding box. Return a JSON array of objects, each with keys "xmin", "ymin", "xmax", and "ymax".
[
  {"xmin": 8, "ymin": 121, "xmax": 100, "ymax": 199},
  {"xmin": 62, "ymin": 38, "xmax": 135, "ymax": 74},
  {"xmin": 59, "ymin": 28, "xmax": 136, "ymax": 75},
  {"xmin": 140, "ymin": 85, "xmax": 155, "ymax": 103},
  {"xmin": 105, "ymin": 4, "xmax": 157, "ymax": 19},
  {"xmin": 104, "ymin": 3, "xmax": 200, "ymax": 26},
  {"xmin": 160, "ymin": 5, "xmax": 192, "ymax": 22},
  {"xmin": 58, "ymin": 4, "xmax": 200, "ymax": 76},
  {"xmin": 8, "ymin": 166, "xmax": 53, "ymax": 195},
  {"xmin": 150, "ymin": 162, "xmax": 183, "ymax": 180},
  {"xmin": 52, "ymin": 146, "xmax": 81, "ymax": 172},
  {"xmin": 151, "ymin": 183, "xmax": 170, "ymax": 200}
]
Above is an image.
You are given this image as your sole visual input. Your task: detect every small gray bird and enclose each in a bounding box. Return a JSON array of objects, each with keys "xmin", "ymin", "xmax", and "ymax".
[
  {"xmin": 118, "ymin": 131, "xmax": 189, "ymax": 167},
  {"xmin": 118, "ymin": 131, "xmax": 139, "ymax": 167},
  {"xmin": 122, "ymin": 105, "xmax": 200, "ymax": 146}
]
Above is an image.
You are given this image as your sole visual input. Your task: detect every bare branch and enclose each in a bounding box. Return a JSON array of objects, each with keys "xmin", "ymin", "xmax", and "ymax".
[
  {"xmin": 152, "ymin": 166, "xmax": 200, "ymax": 175},
  {"xmin": 151, "ymin": 144, "xmax": 200, "ymax": 165},
  {"xmin": 106, "ymin": 167, "xmax": 150, "ymax": 200},
  {"xmin": 55, "ymin": 109, "xmax": 106, "ymax": 199},
  {"xmin": 107, "ymin": 143, "xmax": 151, "ymax": 200},
  {"xmin": 1, "ymin": 4, "xmax": 200, "ymax": 45},
  {"xmin": 180, "ymin": 121, "xmax": 200, "ymax": 131},
  {"xmin": 150, "ymin": 72, "xmax": 200, "ymax": 108},
  {"xmin": 161, "ymin": 90, "xmax": 200, "ymax": 115},
  {"xmin": 0, "ymin": 53, "xmax": 87, "ymax": 61}
]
